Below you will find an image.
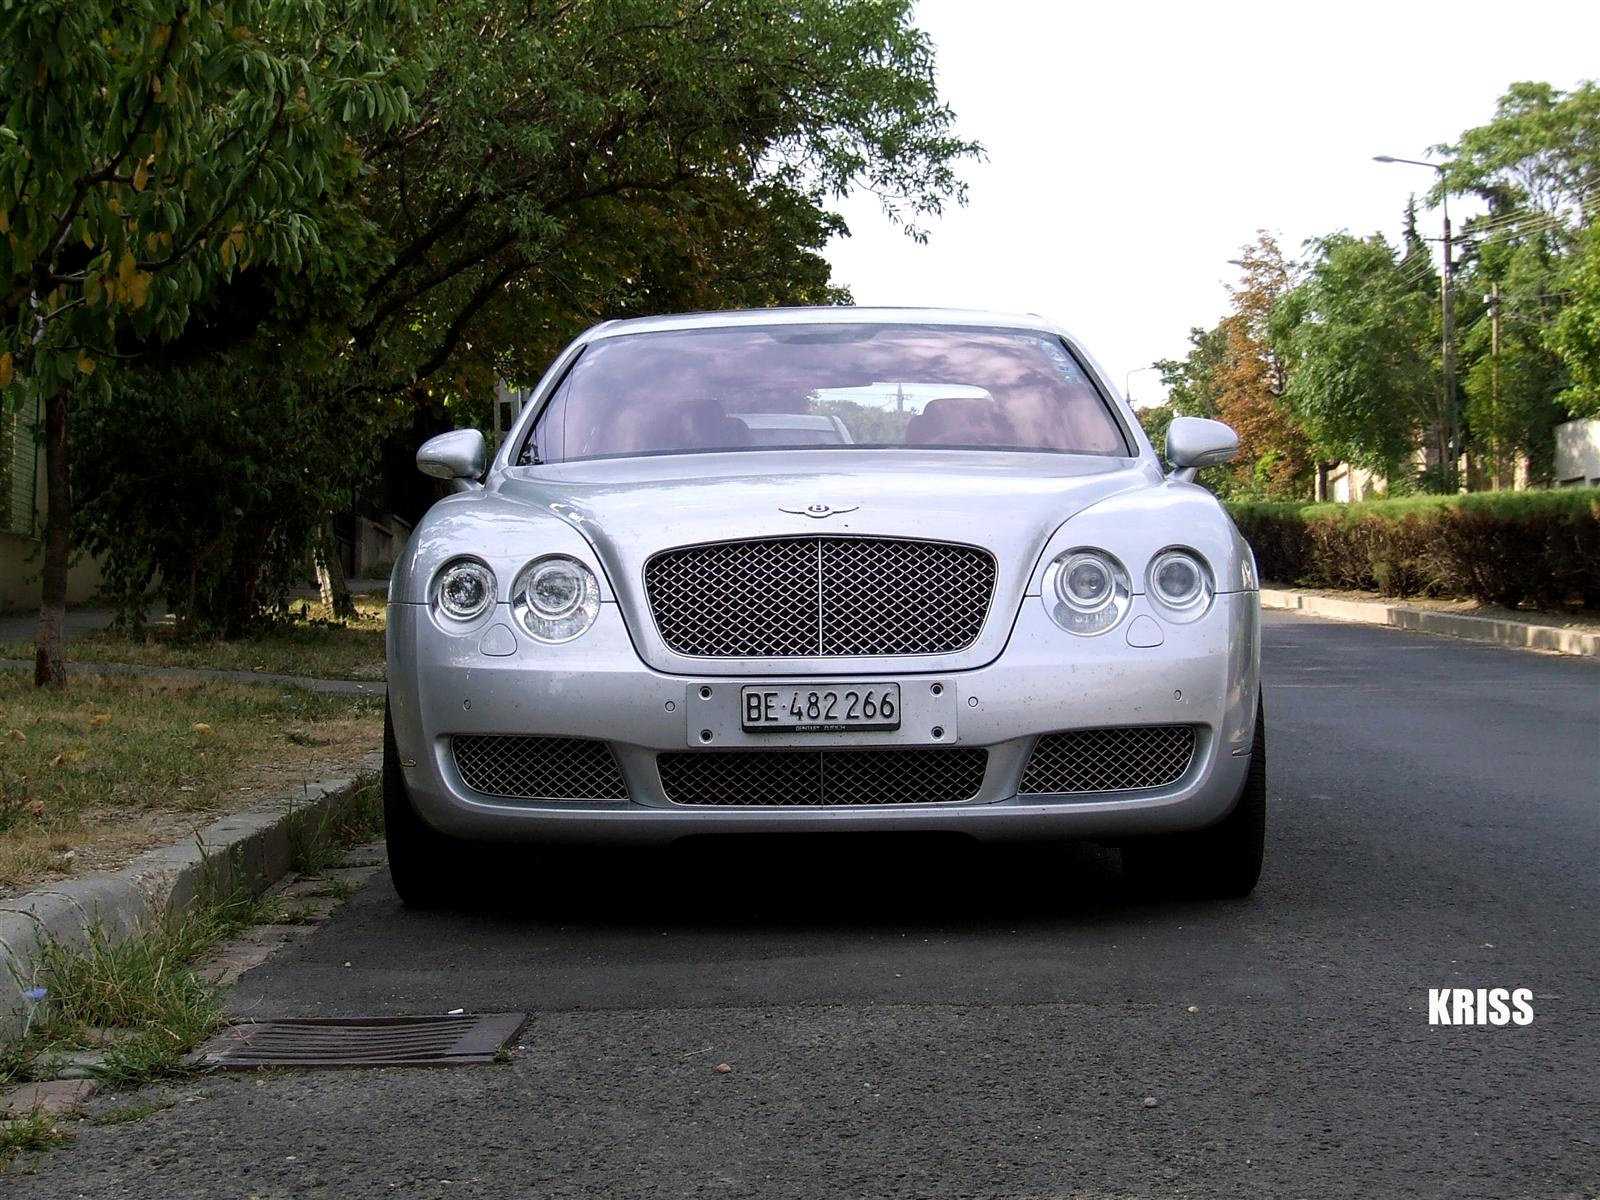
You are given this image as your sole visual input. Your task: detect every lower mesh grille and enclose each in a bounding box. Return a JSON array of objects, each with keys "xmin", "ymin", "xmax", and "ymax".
[
  {"xmin": 452, "ymin": 735, "xmax": 628, "ymax": 800},
  {"xmin": 658, "ymin": 748, "xmax": 988, "ymax": 807},
  {"xmin": 1019, "ymin": 726, "xmax": 1197, "ymax": 793}
]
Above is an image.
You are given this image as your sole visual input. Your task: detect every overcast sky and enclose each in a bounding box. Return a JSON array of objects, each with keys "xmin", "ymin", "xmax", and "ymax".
[{"xmin": 822, "ymin": 0, "xmax": 1600, "ymax": 407}]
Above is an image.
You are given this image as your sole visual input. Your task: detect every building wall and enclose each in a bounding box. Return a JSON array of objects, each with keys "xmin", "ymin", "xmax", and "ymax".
[
  {"xmin": 1, "ymin": 393, "xmax": 104, "ymax": 613},
  {"xmin": 1555, "ymin": 419, "xmax": 1600, "ymax": 487}
]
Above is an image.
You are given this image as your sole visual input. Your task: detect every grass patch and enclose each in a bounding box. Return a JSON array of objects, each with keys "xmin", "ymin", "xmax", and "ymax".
[
  {"xmin": 0, "ymin": 673, "xmax": 382, "ymax": 892},
  {"xmin": 3, "ymin": 871, "xmax": 284, "ymax": 1101},
  {"xmin": 94, "ymin": 1099, "xmax": 173, "ymax": 1125},
  {"xmin": 0, "ymin": 593, "xmax": 387, "ymax": 682},
  {"xmin": 287, "ymin": 776, "xmax": 383, "ymax": 876},
  {"xmin": 1, "ymin": 1105, "xmax": 69, "ymax": 1164}
]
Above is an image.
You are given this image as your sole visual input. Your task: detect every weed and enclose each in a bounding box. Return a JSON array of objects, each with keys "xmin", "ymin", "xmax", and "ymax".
[
  {"xmin": 95, "ymin": 1099, "xmax": 172, "ymax": 1125},
  {"xmin": 307, "ymin": 878, "xmax": 357, "ymax": 900},
  {"xmin": 262, "ymin": 900, "xmax": 322, "ymax": 926},
  {"xmin": 288, "ymin": 774, "xmax": 382, "ymax": 876},
  {"xmin": 32, "ymin": 922, "xmax": 223, "ymax": 1045},
  {"xmin": 0, "ymin": 1105, "xmax": 69, "ymax": 1164}
]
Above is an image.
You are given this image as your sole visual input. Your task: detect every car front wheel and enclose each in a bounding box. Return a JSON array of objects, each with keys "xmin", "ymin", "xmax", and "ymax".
[
  {"xmin": 384, "ymin": 701, "xmax": 467, "ymax": 909},
  {"xmin": 1122, "ymin": 695, "xmax": 1266, "ymax": 899}
]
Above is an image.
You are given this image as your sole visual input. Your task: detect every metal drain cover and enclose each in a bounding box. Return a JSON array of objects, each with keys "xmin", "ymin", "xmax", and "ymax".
[{"xmin": 196, "ymin": 1013, "xmax": 527, "ymax": 1070}]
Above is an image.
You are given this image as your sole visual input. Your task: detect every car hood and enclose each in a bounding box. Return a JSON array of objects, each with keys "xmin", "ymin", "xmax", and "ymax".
[
  {"xmin": 500, "ymin": 449, "xmax": 1151, "ymax": 567},
  {"xmin": 491, "ymin": 449, "xmax": 1158, "ymax": 675}
]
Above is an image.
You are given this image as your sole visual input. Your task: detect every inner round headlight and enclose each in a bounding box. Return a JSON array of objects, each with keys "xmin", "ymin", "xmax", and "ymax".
[
  {"xmin": 512, "ymin": 555, "xmax": 600, "ymax": 643},
  {"xmin": 1047, "ymin": 549, "xmax": 1131, "ymax": 635},
  {"xmin": 1148, "ymin": 549, "xmax": 1213, "ymax": 619},
  {"xmin": 431, "ymin": 559, "xmax": 495, "ymax": 622},
  {"xmin": 1062, "ymin": 556, "xmax": 1115, "ymax": 612}
]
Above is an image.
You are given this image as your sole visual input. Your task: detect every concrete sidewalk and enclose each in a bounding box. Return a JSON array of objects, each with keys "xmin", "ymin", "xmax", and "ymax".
[{"xmin": 1261, "ymin": 588, "xmax": 1600, "ymax": 657}]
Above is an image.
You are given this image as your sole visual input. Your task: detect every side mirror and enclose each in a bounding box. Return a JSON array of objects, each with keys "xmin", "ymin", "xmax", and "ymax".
[
  {"xmin": 417, "ymin": 429, "xmax": 486, "ymax": 483},
  {"xmin": 1165, "ymin": 417, "xmax": 1239, "ymax": 482}
]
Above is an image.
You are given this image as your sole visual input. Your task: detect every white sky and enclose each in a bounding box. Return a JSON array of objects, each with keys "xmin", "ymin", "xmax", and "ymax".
[{"xmin": 822, "ymin": 0, "xmax": 1600, "ymax": 407}]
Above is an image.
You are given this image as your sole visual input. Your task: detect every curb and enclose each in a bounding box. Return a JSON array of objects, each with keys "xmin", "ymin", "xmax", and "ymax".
[
  {"xmin": 0, "ymin": 750, "xmax": 383, "ymax": 1037},
  {"xmin": 1260, "ymin": 589, "xmax": 1600, "ymax": 658}
]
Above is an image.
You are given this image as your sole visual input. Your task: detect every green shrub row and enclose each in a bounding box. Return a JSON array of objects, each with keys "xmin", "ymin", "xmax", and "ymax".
[{"xmin": 1226, "ymin": 489, "xmax": 1600, "ymax": 610}]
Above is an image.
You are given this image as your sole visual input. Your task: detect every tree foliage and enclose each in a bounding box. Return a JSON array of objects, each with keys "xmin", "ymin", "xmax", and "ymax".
[
  {"xmin": 10, "ymin": 0, "xmax": 977, "ymax": 642},
  {"xmin": 1, "ymin": 1, "xmax": 418, "ymax": 678},
  {"xmin": 1550, "ymin": 222, "xmax": 1600, "ymax": 418},
  {"xmin": 0, "ymin": 0, "xmax": 417, "ymax": 390},
  {"xmin": 1153, "ymin": 237, "xmax": 1310, "ymax": 498},
  {"xmin": 1441, "ymin": 80, "xmax": 1600, "ymax": 471},
  {"xmin": 1274, "ymin": 232, "xmax": 1438, "ymax": 482},
  {"xmin": 344, "ymin": 0, "xmax": 975, "ymax": 402}
]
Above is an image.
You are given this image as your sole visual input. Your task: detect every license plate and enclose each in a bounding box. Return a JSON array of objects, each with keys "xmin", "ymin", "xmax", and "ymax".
[{"xmin": 740, "ymin": 684, "xmax": 902, "ymax": 733}]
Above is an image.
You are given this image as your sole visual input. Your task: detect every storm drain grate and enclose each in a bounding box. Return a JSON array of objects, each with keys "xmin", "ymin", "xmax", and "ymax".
[{"xmin": 196, "ymin": 1013, "xmax": 527, "ymax": 1070}]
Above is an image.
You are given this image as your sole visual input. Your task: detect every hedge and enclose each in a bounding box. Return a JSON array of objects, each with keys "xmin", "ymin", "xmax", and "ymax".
[{"xmin": 1226, "ymin": 488, "xmax": 1600, "ymax": 610}]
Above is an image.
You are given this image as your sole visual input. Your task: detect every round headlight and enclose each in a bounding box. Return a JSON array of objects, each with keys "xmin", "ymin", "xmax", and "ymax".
[
  {"xmin": 1046, "ymin": 549, "xmax": 1131, "ymax": 635},
  {"xmin": 431, "ymin": 559, "xmax": 495, "ymax": 622},
  {"xmin": 512, "ymin": 555, "xmax": 600, "ymax": 643},
  {"xmin": 1148, "ymin": 549, "xmax": 1213, "ymax": 620}
]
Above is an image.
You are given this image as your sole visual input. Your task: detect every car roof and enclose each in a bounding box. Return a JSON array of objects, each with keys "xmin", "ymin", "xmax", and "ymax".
[{"xmin": 581, "ymin": 306, "xmax": 1066, "ymax": 342}]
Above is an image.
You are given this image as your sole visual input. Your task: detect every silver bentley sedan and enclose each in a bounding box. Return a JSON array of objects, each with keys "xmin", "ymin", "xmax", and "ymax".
[{"xmin": 385, "ymin": 308, "xmax": 1264, "ymax": 906}]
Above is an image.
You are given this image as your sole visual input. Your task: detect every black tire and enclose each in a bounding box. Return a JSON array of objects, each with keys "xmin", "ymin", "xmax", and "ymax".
[
  {"xmin": 384, "ymin": 701, "xmax": 467, "ymax": 909},
  {"xmin": 1123, "ymin": 695, "xmax": 1266, "ymax": 899}
]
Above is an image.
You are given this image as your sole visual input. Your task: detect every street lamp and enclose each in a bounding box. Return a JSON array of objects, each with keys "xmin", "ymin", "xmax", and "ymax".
[
  {"xmin": 1374, "ymin": 154, "xmax": 1458, "ymax": 491},
  {"xmin": 1125, "ymin": 364, "xmax": 1161, "ymax": 406}
]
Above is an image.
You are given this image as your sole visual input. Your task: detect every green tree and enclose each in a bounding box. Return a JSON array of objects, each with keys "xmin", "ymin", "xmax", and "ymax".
[
  {"xmin": 1155, "ymin": 236, "xmax": 1311, "ymax": 499},
  {"xmin": 0, "ymin": 1, "xmax": 416, "ymax": 683},
  {"xmin": 70, "ymin": 0, "xmax": 978, "ymax": 638},
  {"xmin": 1441, "ymin": 80, "xmax": 1600, "ymax": 474},
  {"xmin": 343, "ymin": 0, "xmax": 976, "ymax": 401},
  {"xmin": 1274, "ymin": 232, "xmax": 1439, "ymax": 484},
  {"xmin": 1550, "ymin": 221, "xmax": 1600, "ymax": 418},
  {"xmin": 1156, "ymin": 324, "xmax": 1227, "ymax": 421}
]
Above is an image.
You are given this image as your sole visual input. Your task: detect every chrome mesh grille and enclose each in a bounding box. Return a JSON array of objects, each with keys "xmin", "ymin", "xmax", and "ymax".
[
  {"xmin": 645, "ymin": 537, "xmax": 995, "ymax": 657},
  {"xmin": 452, "ymin": 735, "xmax": 628, "ymax": 800},
  {"xmin": 1019, "ymin": 726, "xmax": 1197, "ymax": 794},
  {"xmin": 657, "ymin": 748, "xmax": 988, "ymax": 806}
]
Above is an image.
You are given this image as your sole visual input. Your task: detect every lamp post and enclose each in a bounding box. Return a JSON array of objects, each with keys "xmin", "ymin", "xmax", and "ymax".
[
  {"xmin": 1373, "ymin": 154, "xmax": 1458, "ymax": 491},
  {"xmin": 1125, "ymin": 364, "xmax": 1160, "ymax": 406}
]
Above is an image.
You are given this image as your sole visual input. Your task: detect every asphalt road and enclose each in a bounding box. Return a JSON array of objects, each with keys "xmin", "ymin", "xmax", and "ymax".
[{"xmin": 8, "ymin": 612, "xmax": 1599, "ymax": 1199}]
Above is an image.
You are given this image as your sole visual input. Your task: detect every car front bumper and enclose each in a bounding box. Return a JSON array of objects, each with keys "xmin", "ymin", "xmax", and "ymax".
[{"xmin": 387, "ymin": 591, "xmax": 1260, "ymax": 844}]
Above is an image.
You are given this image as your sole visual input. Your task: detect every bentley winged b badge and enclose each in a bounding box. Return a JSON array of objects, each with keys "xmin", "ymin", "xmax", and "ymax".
[{"xmin": 779, "ymin": 502, "xmax": 860, "ymax": 519}]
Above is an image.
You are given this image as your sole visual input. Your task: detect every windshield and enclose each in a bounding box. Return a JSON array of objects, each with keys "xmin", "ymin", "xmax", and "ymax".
[{"xmin": 520, "ymin": 322, "xmax": 1130, "ymax": 463}]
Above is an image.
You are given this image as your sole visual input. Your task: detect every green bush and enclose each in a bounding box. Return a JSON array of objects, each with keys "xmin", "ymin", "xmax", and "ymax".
[{"xmin": 1226, "ymin": 489, "xmax": 1600, "ymax": 609}]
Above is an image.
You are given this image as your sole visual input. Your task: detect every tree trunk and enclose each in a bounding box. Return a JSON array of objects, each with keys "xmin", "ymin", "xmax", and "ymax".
[
  {"xmin": 315, "ymin": 517, "xmax": 354, "ymax": 620},
  {"xmin": 33, "ymin": 387, "xmax": 69, "ymax": 688}
]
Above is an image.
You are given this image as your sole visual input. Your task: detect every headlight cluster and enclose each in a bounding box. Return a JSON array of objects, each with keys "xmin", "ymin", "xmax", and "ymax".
[
  {"xmin": 1045, "ymin": 546, "xmax": 1214, "ymax": 635},
  {"xmin": 511, "ymin": 555, "xmax": 600, "ymax": 643},
  {"xmin": 1046, "ymin": 550, "xmax": 1132, "ymax": 635},
  {"xmin": 431, "ymin": 559, "xmax": 495, "ymax": 622},
  {"xmin": 429, "ymin": 554, "xmax": 601, "ymax": 643}
]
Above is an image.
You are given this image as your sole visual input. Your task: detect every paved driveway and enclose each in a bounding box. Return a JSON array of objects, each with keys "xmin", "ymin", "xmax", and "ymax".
[{"xmin": 8, "ymin": 612, "xmax": 1599, "ymax": 1199}]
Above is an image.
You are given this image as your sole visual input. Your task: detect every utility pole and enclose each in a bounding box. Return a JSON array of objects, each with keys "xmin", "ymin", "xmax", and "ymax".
[
  {"xmin": 1489, "ymin": 282, "xmax": 1502, "ymax": 489},
  {"xmin": 1441, "ymin": 190, "xmax": 1459, "ymax": 491},
  {"xmin": 1374, "ymin": 155, "xmax": 1460, "ymax": 492}
]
